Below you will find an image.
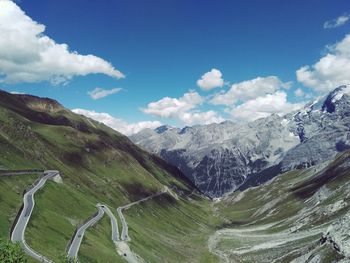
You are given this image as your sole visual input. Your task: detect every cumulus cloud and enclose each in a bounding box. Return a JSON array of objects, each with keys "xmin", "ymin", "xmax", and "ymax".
[
  {"xmin": 227, "ymin": 91, "xmax": 303, "ymax": 122},
  {"xmin": 72, "ymin": 108, "xmax": 161, "ymax": 135},
  {"xmin": 324, "ymin": 13, "xmax": 350, "ymax": 29},
  {"xmin": 142, "ymin": 91, "xmax": 223, "ymax": 125},
  {"xmin": 296, "ymin": 34, "xmax": 350, "ymax": 93},
  {"xmin": 0, "ymin": 0, "xmax": 124, "ymax": 84},
  {"xmin": 211, "ymin": 76, "xmax": 291, "ymax": 105},
  {"xmin": 196, "ymin": 68, "xmax": 224, "ymax": 90},
  {"xmin": 142, "ymin": 91, "xmax": 204, "ymax": 118},
  {"xmin": 88, "ymin": 87, "xmax": 122, "ymax": 100}
]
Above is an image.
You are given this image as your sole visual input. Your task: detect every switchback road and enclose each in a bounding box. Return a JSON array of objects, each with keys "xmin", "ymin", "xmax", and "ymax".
[{"xmin": 10, "ymin": 170, "xmax": 58, "ymax": 263}]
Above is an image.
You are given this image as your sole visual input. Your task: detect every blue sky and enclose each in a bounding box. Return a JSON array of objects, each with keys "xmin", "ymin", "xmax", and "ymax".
[{"xmin": 1, "ymin": 0, "xmax": 350, "ymax": 134}]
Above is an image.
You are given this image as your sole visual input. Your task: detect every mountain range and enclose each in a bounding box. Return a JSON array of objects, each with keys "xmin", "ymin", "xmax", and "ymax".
[
  {"xmin": 131, "ymin": 85, "xmax": 350, "ymax": 197},
  {"xmin": 0, "ymin": 88, "xmax": 350, "ymax": 262}
]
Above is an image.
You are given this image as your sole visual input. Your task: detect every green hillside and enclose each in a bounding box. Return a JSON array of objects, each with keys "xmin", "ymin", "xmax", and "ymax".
[
  {"xmin": 211, "ymin": 150, "xmax": 350, "ymax": 262},
  {"xmin": 1, "ymin": 89, "xmax": 349, "ymax": 263},
  {"xmin": 0, "ymin": 90, "xmax": 217, "ymax": 262}
]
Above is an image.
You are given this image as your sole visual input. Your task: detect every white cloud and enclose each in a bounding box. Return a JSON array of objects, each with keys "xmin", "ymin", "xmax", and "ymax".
[
  {"xmin": 0, "ymin": 0, "xmax": 124, "ymax": 84},
  {"xmin": 72, "ymin": 108, "xmax": 161, "ymax": 135},
  {"xmin": 294, "ymin": 88, "xmax": 304, "ymax": 97},
  {"xmin": 180, "ymin": 111, "xmax": 224, "ymax": 125},
  {"xmin": 142, "ymin": 91, "xmax": 204, "ymax": 118},
  {"xmin": 324, "ymin": 13, "xmax": 350, "ymax": 29},
  {"xmin": 141, "ymin": 91, "xmax": 224, "ymax": 125},
  {"xmin": 227, "ymin": 91, "xmax": 303, "ymax": 122},
  {"xmin": 296, "ymin": 34, "xmax": 350, "ymax": 93},
  {"xmin": 211, "ymin": 76, "xmax": 291, "ymax": 106},
  {"xmin": 196, "ymin": 68, "xmax": 224, "ymax": 90},
  {"xmin": 88, "ymin": 87, "xmax": 122, "ymax": 100}
]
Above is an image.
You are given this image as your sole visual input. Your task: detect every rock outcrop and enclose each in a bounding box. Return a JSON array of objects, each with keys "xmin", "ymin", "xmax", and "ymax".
[{"xmin": 131, "ymin": 85, "xmax": 350, "ymax": 197}]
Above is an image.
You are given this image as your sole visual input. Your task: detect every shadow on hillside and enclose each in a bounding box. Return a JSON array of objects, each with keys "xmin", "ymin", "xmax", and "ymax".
[
  {"xmin": 152, "ymin": 192, "xmax": 178, "ymax": 206},
  {"xmin": 291, "ymin": 153, "xmax": 350, "ymax": 199},
  {"xmin": 121, "ymin": 182, "xmax": 159, "ymax": 202}
]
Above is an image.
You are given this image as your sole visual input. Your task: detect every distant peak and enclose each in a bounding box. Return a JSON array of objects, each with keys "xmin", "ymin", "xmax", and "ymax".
[
  {"xmin": 179, "ymin": 126, "xmax": 191, "ymax": 134},
  {"xmin": 329, "ymin": 84, "xmax": 350, "ymax": 102},
  {"xmin": 298, "ymin": 85, "xmax": 350, "ymax": 115},
  {"xmin": 322, "ymin": 84, "xmax": 350, "ymax": 113},
  {"xmin": 154, "ymin": 125, "xmax": 173, "ymax": 134}
]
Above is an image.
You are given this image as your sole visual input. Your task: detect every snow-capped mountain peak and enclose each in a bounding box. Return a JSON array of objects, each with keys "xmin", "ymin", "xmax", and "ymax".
[
  {"xmin": 131, "ymin": 86, "xmax": 350, "ymax": 197},
  {"xmin": 321, "ymin": 84, "xmax": 350, "ymax": 113}
]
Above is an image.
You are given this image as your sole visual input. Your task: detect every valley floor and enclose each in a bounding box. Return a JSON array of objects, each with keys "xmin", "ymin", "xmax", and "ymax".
[
  {"xmin": 2, "ymin": 151, "xmax": 350, "ymax": 262},
  {"xmin": 0, "ymin": 171, "xmax": 220, "ymax": 263},
  {"xmin": 210, "ymin": 151, "xmax": 350, "ymax": 263}
]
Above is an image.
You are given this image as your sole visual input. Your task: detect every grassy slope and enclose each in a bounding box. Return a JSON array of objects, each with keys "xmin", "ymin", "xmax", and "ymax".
[
  {"xmin": 212, "ymin": 151, "xmax": 350, "ymax": 262},
  {"xmin": 124, "ymin": 193, "xmax": 220, "ymax": 263},
  {"xmin": 0, "ymin": 91, "xmax": 216, "ymax": 262},
  {"xmin": 78, "ymin": 216, "xmax": 123, "ymax": 263},
  {"xmin": 2, "ymin": 90, "xmax": 349, "ymax": 263},
  {"xmin": 0, "ymin": 174, "xmax": 39, "ymax": 238}
]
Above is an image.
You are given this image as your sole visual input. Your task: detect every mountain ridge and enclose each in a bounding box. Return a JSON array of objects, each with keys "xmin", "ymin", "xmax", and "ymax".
[
  {"xmin": 131, "ymin": 85, "xmax": 350, "ymax": 197},
  {"xmin": 1, "ymin": 87, "xmax": 350, "ymax": 262},
  {"xmin": 0, "ymin": 89, "xmax": 217, "ymax": 262}
]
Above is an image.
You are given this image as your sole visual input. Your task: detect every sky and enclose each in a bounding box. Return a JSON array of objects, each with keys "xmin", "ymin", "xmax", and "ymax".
[{"xmin": 1, "ymin": 0, "xmax": 350, "ymax": 135}]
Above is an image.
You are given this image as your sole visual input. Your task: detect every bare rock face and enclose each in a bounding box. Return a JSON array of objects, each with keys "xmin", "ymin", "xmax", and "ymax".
[
  {"xmin": 323, "ymin": 211, "xmax": 350, "ymax": 258},
  {"xmin": 280, "ymin": 85, "xmax": 350, "ymax": 172},
  {"xmin": 131, "ymin": 85, "xmax": 350, "ymax": 198}
]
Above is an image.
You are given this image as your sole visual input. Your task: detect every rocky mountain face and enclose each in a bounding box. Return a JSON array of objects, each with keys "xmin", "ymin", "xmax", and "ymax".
[
  {"xmin": 131, "ymin": 85, "xmax": 350, "ymax": 198},
  {"xmin": 211, "ymin": 149, "xmax": 350, "ymax": 262}
]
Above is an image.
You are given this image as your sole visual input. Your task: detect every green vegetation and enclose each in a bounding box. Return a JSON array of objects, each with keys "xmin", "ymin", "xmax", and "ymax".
[
  {"xmin": 211, "ymin": 151, "xmax": 350, "ymax": 262},
  {"xmin": 57, "ymin": 255, "xmax": 78, "ymax": 263},
  {"xmin": 0, "ymin": 91, "xmax": 217, "ymax": 262},
  {"xmin": 79, "ymin": 216, "xmax": 124, "ymax": 263},
  {"xmin": 0, "ymin": 174, "xmax": 39, "ymax": 238},
  {"xmin": 1, "ymin": 90, "xmax": 348, "ymax": 263},
  {"xmin": 0, "ymin": 239, "xmax": 27, "ymax": 263},
  {"xmin": 124, "ymin": 194, "xmax": 220, "ymax": 262}
]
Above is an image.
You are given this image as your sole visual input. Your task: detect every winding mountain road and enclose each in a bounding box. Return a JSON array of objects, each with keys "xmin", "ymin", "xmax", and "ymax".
[
  {"xmin": 101, "ymin": 205, "xmax": 120, "ymax": 242},
  {"xmin": 67, "ymin": 204, "xmax": 105, "ymax": 259},
  {"xmin": 67, "ymin": 203, "xmax": 121, "ymax": 260},
  {"xmin": 117, "ymin": 189, "xmax": 167, "ymax": 241},
  {"xmin": 8, "ymin": 168, "xmax": 168, "ymax": 262},
  {"xmin": 67, "ymin": 189, "xmax": 167, "ymax": 262},
  {"xmin": 115, "ymin": 189, "xmax": 167, "ymax": 263},
  {"xmin": 10, "ymin": 170, "xmax": 59, "ymax": 263},
  {"xmin": 0, "ymin": 169, "xmax": 44, "ymax": 176}
]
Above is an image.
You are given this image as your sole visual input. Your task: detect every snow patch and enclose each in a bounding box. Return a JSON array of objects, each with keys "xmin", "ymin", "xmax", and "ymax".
[
  {"xmin": 281, "ymin": 119, "xmax": 289, "ymax": 127},
  {"xmin": 332, "ymin": 85, "xmax": 350, "ymax": 103}
]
